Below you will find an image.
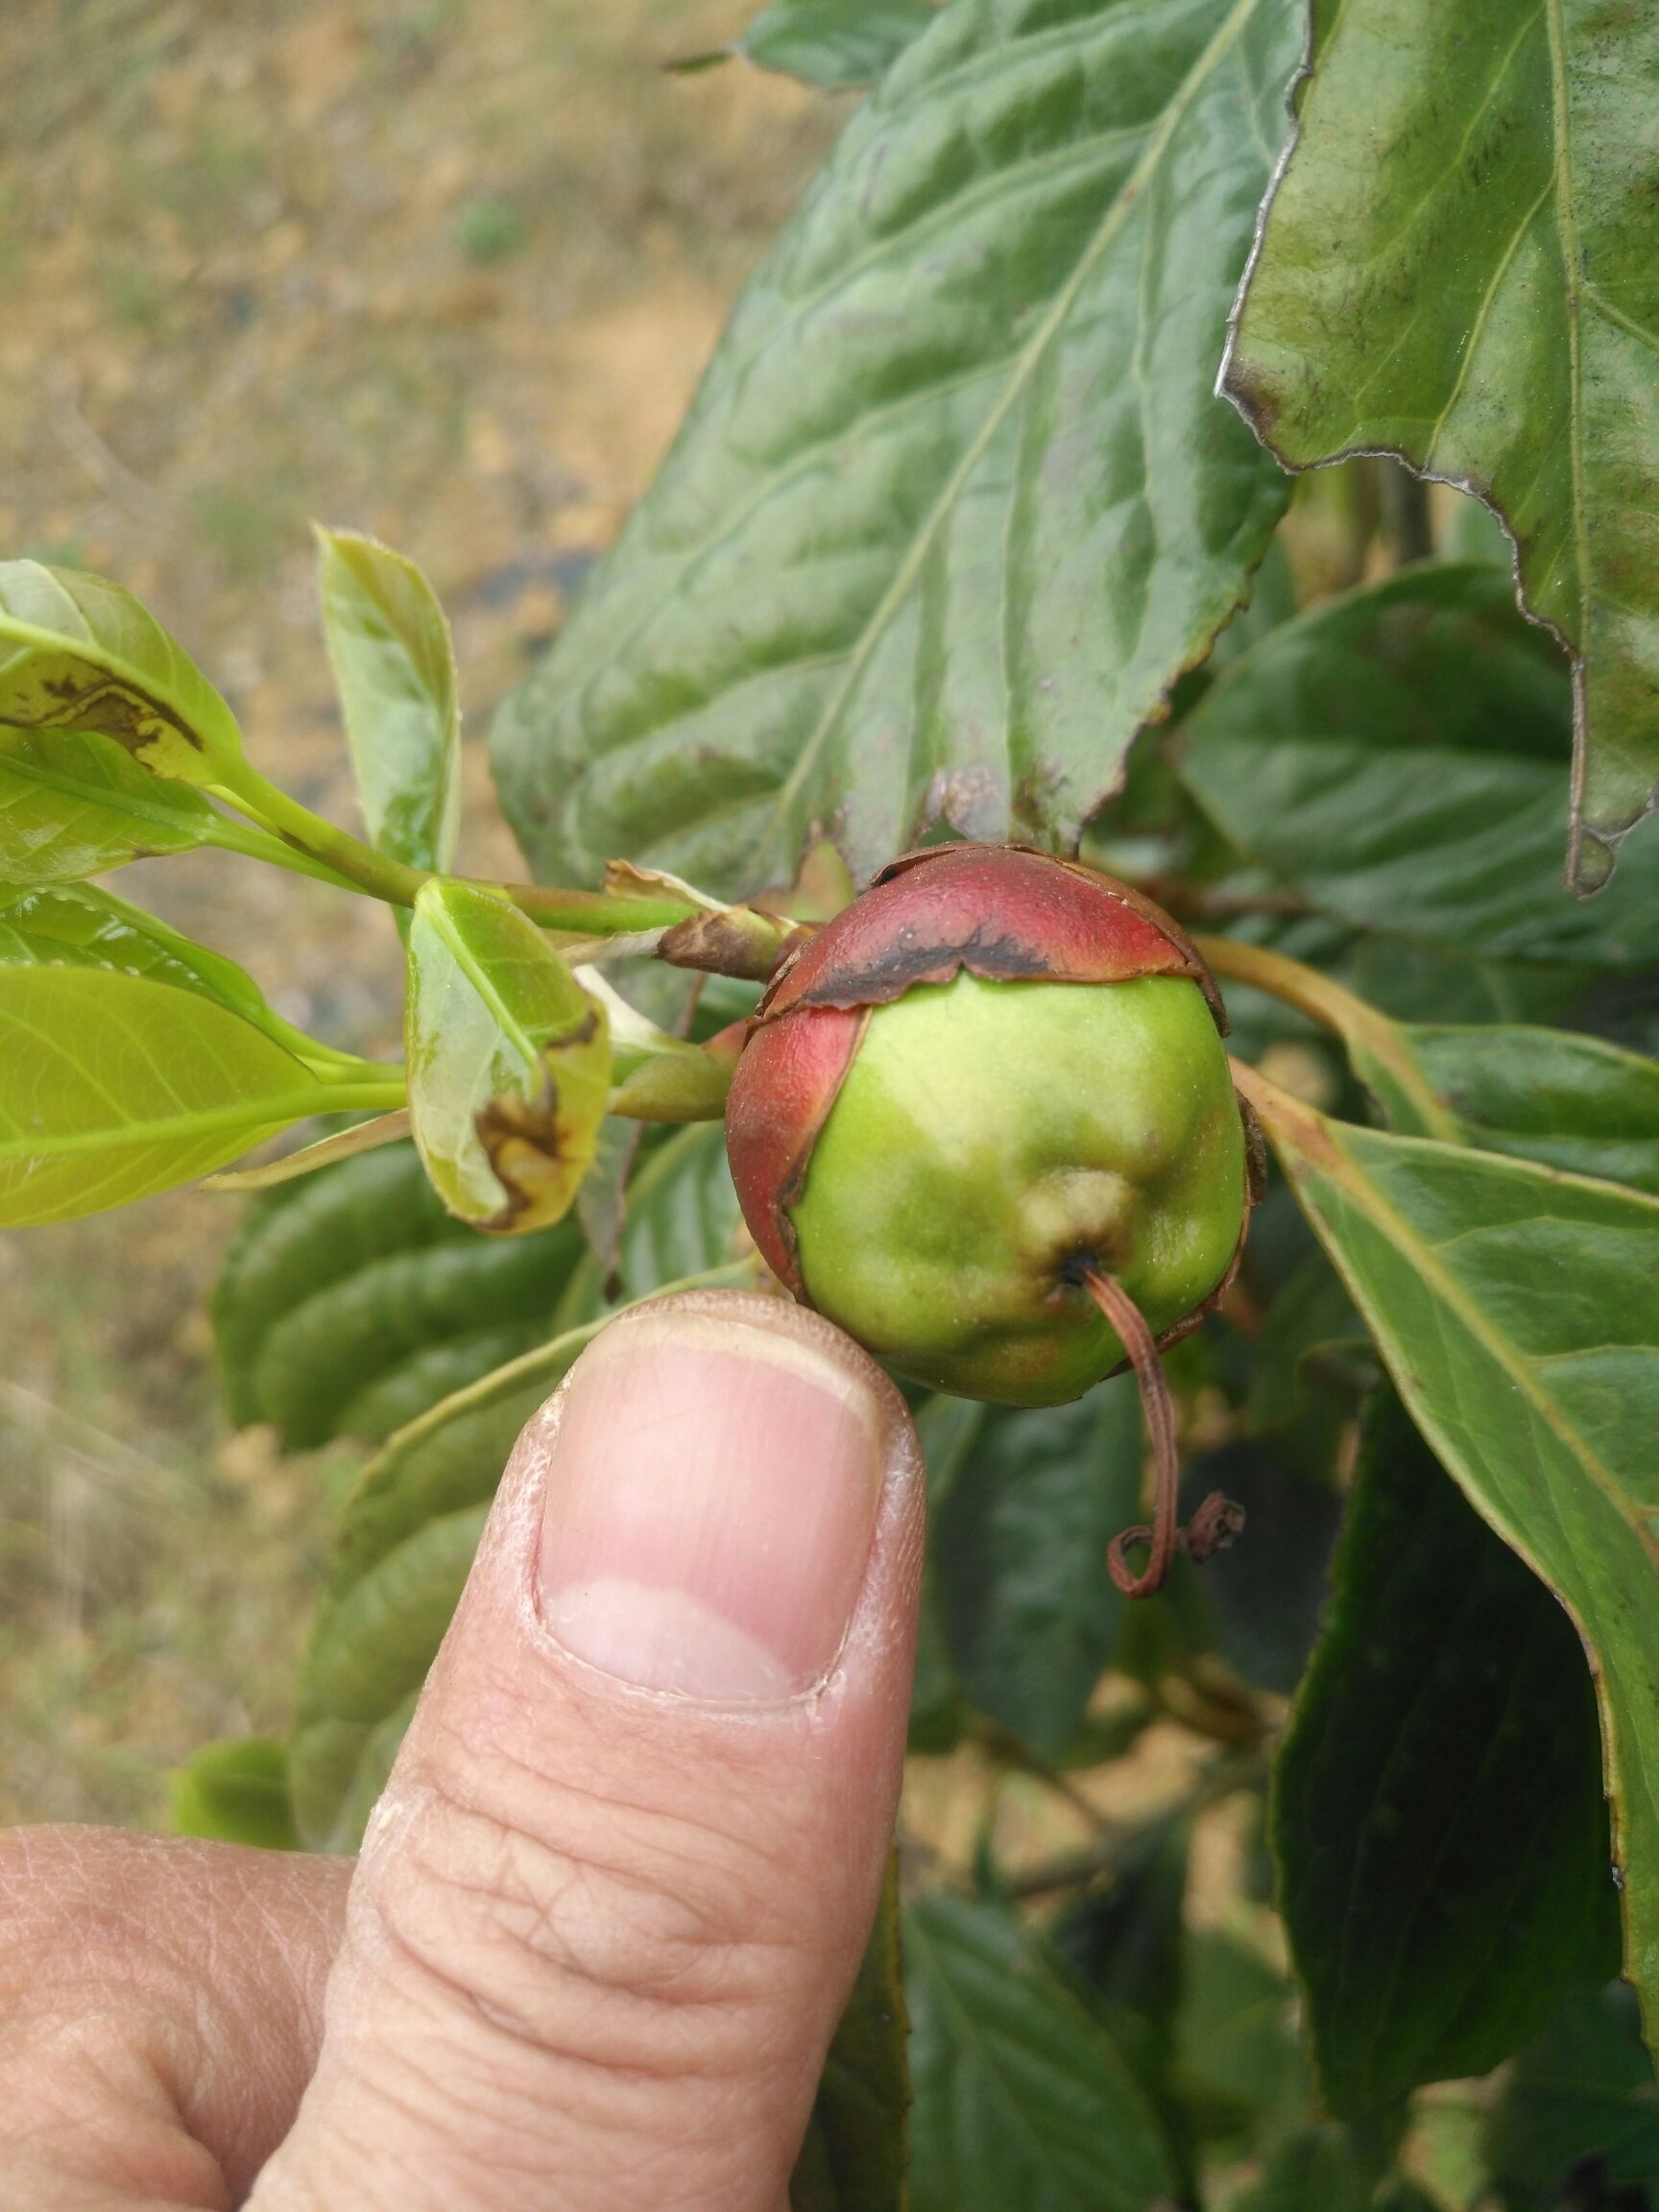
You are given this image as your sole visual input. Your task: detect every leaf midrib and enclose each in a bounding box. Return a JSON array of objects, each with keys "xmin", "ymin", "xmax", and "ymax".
[
  {"xmin": 904, "ymin": 1906, "xmax": 1157, "ymax": 2209},
  {"xmin": 1304, "ymin": 1118, "xmax": 1659, "ymax": 1574},
  {"xmin": 757, "ymin": 0, "xmax": 1264, "ymax": 865}
]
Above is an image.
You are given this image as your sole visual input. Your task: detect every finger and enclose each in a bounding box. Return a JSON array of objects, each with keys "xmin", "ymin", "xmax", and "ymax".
[
  {"xmin": 251, "ymin": 1288, "xmax": 925, "ymax": 2212},
  {"xmin": 0, "ymin": 1826, "xmax": 350, "ymax": 2207}
]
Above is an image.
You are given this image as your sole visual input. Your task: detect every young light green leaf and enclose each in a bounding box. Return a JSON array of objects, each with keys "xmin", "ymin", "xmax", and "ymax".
[
  {"xmin": 1222, "ymin": 0, "xmax": 1659, "ymax": 890},
  {"xmin": 168, "ymin": 1736, "xmax": 301, "ymax": 1851},
  {"xmin": 790, "ymin": 1857, "xmax": 908, "ymax": 2212},
  {"xmin": 0, "ymin": 965, "xmax": 367, "ymax": 1226},
  {"xmin": 1178, "ymin": 567, "xmax": 1659, "ymax": 969},
  {"xmin": 213, "ymin": 1140, "xmax": 588, "ymax": 1447},
  {"xmin": 0, "ymin": 559, "xmax": 244, "ymax": 783},
  {"xmin": 0, "ymin": 726, "xmax": 224, "ymax": 882},
  {"xmin": 930, "ymin": 1374, "xmax": 1142, "ymax": 1759},
  {"xmin": 905, "ymin": 1893, "xmax": 1179, "ymax": 2212},
  {"xmin": 406, "ymin": 881, "xmax": 611, "ymax": 1233},
  {"xmin": 494, "ymin": 0, "xmax": 1299, "ymax": 897},
  {"xmin": 0, "ymin": 878, "xmax": 368, "ymax": 1077},
  {"xmin": 1236, "ymin": 1067, "xmax": 1659, "ymax": 2056},
  {"xmin": 315, "ymin": 528, "xmax": 461, "ymax": 877},
  {"xmin": 1275, "ymin": 1390, "xmax": 1618, "ymax": 2117}
]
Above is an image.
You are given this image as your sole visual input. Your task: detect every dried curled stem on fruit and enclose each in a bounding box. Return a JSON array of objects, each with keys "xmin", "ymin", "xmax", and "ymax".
[{"xmin": 1085, "ymin": 1268, "xmax": 1244, "ymax": 1601}]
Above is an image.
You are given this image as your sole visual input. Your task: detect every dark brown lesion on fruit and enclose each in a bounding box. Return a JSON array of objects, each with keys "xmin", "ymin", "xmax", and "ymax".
[{"xmin": 786, "ymin": 917, "xmax": 1052, "ymax": 1008}]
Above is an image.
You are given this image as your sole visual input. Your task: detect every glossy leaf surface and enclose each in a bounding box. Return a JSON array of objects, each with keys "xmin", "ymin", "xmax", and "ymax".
[
  {"xmin": 1179, "ymin": 568, "xmax": 1659, "ymax": 968},
  {"xmin": 0, "ymin": 559, "xmax": 243, "ymax": 782},
  {"xmin": 405, "ymin": 881, "xmax": 610, "ymax": 1233},
  {"xmin": 1223, "ymin": 0, "xmax": 1659, "ymax": 887},
  {"xmin": 0, "ymin": 965, "xmax": 337, "ymax": 1226},
  {"xmin": 1238, "ymin": 1070, "xmax": 1659, "ymax": 2052},
  {"xmin": 494, "ymin": 0, "xmax": 1298, "ymax": 897},
  {"xmin": 905, "ymin": 1893, "xmax": 1178, "ymax": 2212},
  {"xmin": 1275, "ymin": 1390, "xmax": 1619, "ymax": 2116},
  {"xmin": 213, "ymin": 1141, "xmax": 585, "ymax": 1446},
  {"xmin": 316, "ymin": 528, "xmax": 461, "ymax": 876},
  {"xmin": 0, "ymin": 880, "xmax": 293, "ymax": 1043},
  {"xmin": 0, "ymin": 727, "xmax": 222, "ymax": 882}
]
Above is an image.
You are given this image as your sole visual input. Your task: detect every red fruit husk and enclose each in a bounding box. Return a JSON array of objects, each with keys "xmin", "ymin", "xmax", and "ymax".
[{"xmin": 726, "ymin": 843, "xmax": 1242, "ymax": 1297}]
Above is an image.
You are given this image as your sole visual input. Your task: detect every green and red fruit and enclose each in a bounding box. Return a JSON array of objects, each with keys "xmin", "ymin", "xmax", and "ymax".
[{"xmin": 725, "ymin": 844, "xmax": 1259, "ymax": 1407}]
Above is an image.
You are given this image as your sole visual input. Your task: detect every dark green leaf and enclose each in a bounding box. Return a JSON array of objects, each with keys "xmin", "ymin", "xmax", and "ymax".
[
  {"xmin": 1398, "ymin": 1025, "xmax": 1659, "ymax": 1196},
  {"xmin": 1182, "ymin": 1436, "xmax": 1342, "ymax": 1696},
  {"xmin": 290, "ymin": 1314, "xmax": 607, "ymax": 1850},
  {"xmin": 1276, "ymin": 1389, "xmax": 1619, "ymax": 2117},
  {"xmin": 613, "ymin": 1119, "xmax": 743, "ymax": 1296},
  {"xmin": 1171, "ymin": 1927, "xmax": 1306, "ymax": 2139},
  {"xmin": 0, "ymin": 559, "xmax": 244, "ymax": 783},
  {"xmin": 213, "ymin": 1141, "xmax": 585, "ymax": 1444},
  {"xmin": 494, "ymin": 0, "xmax": 1298, "ymax": 897},
  {"xmin": 905, "ymin": 1393, "xmax": 986, "ymax": 1753},
  {"xmin": 1179, "ymin": 568, "xmax": 1659, "ymax": 968},
  {"xmin": 930, "ymin": 1376, "xmax": 1142, "ymax": 1758},
  {"xmin": 791, "ymin": 1856, "xmax": 909, "ymax": 2212},
  {"xmin": 905, "ymin": 1892, "xmax": 1178, "ymax": 2211},
  {"xmin": 284, "ymin": 1120, "xmax": 755, "ymax": 1847},
  {"xmin": 1229, "ymin": 2121, "xmax": 1393, "ymax": 2212},
  {"xmin": 1239, "ymin": 1070, "xmax": 1659, "ymax": 2056},
  {"xmin": 733, "ymin": 0, "xmax": 935, "ymax": 88},
  {"xmin": 1485, "ymin": 1985, "xmax": 1659, "ymax": 2212},
  {"xmin": 168, "ymin": 1736, "xmax": 300, "ymax": 1851},
  {"xmin": 315, "ymin": 528, "xmax": 461, "ymax": 877},
  {"xmin": 1222, "ymin": 0, "xmax": 1659, "ymax": 887},
  {"xmin": 0, "ymin": 727, "xmax": 223, "ymax": 882},
  {"xmin": 405, "ymin": 881, "xmax": 610, "ymax": 1232}
]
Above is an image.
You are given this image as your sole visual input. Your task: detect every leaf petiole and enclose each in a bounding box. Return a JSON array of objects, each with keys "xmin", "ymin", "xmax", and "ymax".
[{"xmin": 1195, "ymin": 932, "xmax": 1457, "ymax": 1142}]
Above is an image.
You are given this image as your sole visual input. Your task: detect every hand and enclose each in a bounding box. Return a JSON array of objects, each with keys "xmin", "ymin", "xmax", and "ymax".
[{"xmin": 0, "ymin": 1291, "xmax": 924, "ymax": 2210}]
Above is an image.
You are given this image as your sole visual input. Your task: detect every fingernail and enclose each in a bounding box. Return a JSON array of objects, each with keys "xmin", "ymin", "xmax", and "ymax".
[{"xmin": 537, "ymin": 1305, "xmax": 888, "ymax": 1701}]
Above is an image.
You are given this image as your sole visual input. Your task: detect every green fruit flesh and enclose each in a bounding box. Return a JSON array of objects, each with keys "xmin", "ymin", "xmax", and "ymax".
[{"xmin": 792, "ymin": 972, "xmax": 1245, "ymax": 1407}]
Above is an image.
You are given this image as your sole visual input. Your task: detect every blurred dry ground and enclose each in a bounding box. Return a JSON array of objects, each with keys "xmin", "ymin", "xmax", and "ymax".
[{"xmin": 0, "ymin": 0, "xmax": 840, "ymax": 1826}]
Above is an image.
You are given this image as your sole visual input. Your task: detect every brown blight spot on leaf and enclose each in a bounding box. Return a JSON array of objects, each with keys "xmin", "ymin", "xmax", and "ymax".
[
  {"xmin": 473, "ymin": 1072, "xmax": 596, "ymax": 1235},
  {"xmin": 34, "ymin": 661, "xmax": 204, "ymax": 762}
]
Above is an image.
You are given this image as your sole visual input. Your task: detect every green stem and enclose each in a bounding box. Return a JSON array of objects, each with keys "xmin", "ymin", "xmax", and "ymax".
[
  {"xmin": 215, "ymin": 764, "xmax": 428, "ymax": 906},
  {"xmin": 0, "ymin": 1084, "xmax": 410, "ymax": 1165},
  {"xmin": 1194, "ymin": 932, "xmax": 1455, "ymax": 1141},
  {"xmin": 203, "ymin": 810, "xmax": 374, "ymax": 896},
  {"xmin": 505, "ymin": 883, "xmax": 702, "ymax": 935}
]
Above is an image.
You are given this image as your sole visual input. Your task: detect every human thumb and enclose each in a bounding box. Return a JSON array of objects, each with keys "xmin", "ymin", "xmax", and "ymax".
[{"xmin": 249, "ymin": 1288, "xmax": 925, "ymax": 2212}]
